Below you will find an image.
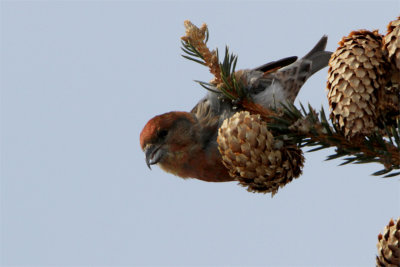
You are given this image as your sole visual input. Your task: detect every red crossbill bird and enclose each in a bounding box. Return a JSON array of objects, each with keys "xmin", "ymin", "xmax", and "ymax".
[{"xmin": 140, "ymin": 36, "xmax": 332, "ymax": 182}]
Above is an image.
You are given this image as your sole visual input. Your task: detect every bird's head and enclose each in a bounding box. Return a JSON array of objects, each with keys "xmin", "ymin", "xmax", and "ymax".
[{"xmin": 140, "ymin": 111, "xmax": 199, "ymax": 174}]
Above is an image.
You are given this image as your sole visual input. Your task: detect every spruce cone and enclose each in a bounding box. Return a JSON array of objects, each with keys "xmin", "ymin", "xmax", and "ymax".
[
  {"xmin": 383, "ymin": 17, "xmax": 400, "ymax": 71},
  {"xmin": 327, "ymin": 30, "xmax": 386, "ymax": 138},
  {"xmin": 217, "ymin": 111, "xmax": 304, "ymax": 196},
  {"xmin": 381, "ymin": 17, "xmax": 400, "ymax": 125},
  {"xmin": 376, "ymin": 217, "xmax": 400, "ymax": 267}
]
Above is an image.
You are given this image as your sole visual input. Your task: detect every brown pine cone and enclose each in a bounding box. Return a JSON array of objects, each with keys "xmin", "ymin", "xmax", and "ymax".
[
  {"xmin": 376, "ymin": 217, "xmax": 400, "ymax": 267},
  {"xmin": 380, "ymin": 17, "xmax": 400, "ymax": 126},
  {"xmin": 217, "ymin": 111, "xmax": 304, "ymax": 196},
  {"xmin": 383, "ymin": 16, "xmax": 400, "ymax": 71},
  {"xmin": 327, "ymin": 30, "xmax": 386, "ymax": 138}
]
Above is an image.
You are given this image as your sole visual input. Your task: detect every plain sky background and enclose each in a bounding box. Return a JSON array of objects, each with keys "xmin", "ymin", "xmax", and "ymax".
[{"xmin": 1, "ymin": 1, "xmax": 400, "ymax": 266}]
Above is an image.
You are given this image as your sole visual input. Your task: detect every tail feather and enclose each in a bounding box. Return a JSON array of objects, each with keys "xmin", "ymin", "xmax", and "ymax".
[
  {"xmin": 303, "ymin": 35, "xmax": 328, "ymax": 59},
  {"xmin": 251, "ymin": 35, "xmax": 333, "ymax": 106},
  {"xmin": 303, "ymin": 35, "xmax": 333, "ymax": 75}
]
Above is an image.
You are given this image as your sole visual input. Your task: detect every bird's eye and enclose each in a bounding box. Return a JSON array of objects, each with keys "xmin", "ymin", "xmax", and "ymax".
[{"xmin": 158, "ymin": 129, "xmax": 168, "ymax": 139}]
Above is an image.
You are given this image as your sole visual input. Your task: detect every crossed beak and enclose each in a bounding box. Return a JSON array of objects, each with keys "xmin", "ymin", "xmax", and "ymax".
[{"xmin": 144, "ymin": 144, "xmax": 164, "ymax": 170}]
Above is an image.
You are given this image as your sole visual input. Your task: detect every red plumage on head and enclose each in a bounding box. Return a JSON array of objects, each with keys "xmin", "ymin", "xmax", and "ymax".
[
  {"xmin": 140, "ymin": 110, "xmax": 233, "ymax": 182},
  {"xmin": 139, "ymin": 111, "xmax": 195, "ymax": 149}
]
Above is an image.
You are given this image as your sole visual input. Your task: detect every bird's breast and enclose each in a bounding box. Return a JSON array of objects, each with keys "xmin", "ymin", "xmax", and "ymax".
[{"xmin": 158, "ymin": 144, "xmax": 233, "ymax": 182}]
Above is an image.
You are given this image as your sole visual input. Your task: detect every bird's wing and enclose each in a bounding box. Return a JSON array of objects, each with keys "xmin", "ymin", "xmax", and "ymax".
[
  {"xmin": 253, "ymin": 56, "xmax": 298, "ymax": 73},
  {"xmin": 190, "ymin": 57, "xmax": 299, "ymax": 121},
  {"xmin": 192, "ymin": 36, "xmax": 333, "ymax": 118}
]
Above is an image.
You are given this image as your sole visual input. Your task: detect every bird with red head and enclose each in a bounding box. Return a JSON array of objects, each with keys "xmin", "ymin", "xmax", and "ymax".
[{"xmin": 140, "ymin": 36, "xmax": 332, "ymax": 182}]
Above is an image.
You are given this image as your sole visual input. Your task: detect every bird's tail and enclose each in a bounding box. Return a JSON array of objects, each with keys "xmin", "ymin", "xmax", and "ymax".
[
  {"xmin": 267, "ymin": 35, "xmax": 333, "ymax": 104},
  {"xmin": 303, "ymin": 35, "xmax": 333, "ymax": 75}
]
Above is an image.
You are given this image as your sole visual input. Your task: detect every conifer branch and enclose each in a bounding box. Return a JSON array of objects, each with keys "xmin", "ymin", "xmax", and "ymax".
[
  {"xmin": 266, "ymin": 103, "xmax": 400, "ymax": 177},
  {"xmin": 180, "ymin": 20, "xmax": 400, "ymax": 177}
]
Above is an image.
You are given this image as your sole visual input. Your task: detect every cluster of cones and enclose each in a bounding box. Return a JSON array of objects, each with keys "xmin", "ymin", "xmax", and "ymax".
[
  {"xmin": 181, "ymin": 17, "xmax": 399, "ymax": 195},
  {"xmin": 327, "ymin": 18, "xmax": 400, "ymax": 137},
  {"xmin": 181, "ymin": 18, "xmax": 399, "ymax": 264},
  {"xmin": 216, "ymin": 17, "xmax": 399, "ymax": 195}
]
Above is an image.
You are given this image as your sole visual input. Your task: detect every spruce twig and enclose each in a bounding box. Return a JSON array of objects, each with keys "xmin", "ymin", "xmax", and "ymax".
[{"xmin": 180, "ymin": 20, "xmax": 400, "ymax": 177}]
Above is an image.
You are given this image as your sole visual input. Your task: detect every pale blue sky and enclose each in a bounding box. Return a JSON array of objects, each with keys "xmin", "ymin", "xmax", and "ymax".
[{"xmin": 1, "ymin": 1, "xmax": 399, "ymax": 266}]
